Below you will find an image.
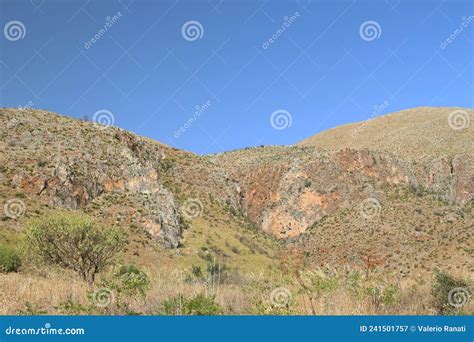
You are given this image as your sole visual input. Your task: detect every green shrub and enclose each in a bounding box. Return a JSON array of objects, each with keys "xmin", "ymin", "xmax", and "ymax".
[
  {"xmin": 114, "ymin": 264, "xmax": 150, "ymax": 298},
  {"xmin": 93, "ymin": 264, "xmax": 150, "ymax": 313},
  {"xmin": 25, "ymin": 212, "xmax": 127, "ymax": 284},
  {"xmin": 206, "ymin": 261, "xmax": 226, "ymax": 281},
  {"xmin": 17, "ymin": 302, "xmax": 47, "ymax": 315},
  {"xmin": 432, "ymin": 271, "xmax": 471, "ymax": 314},
  {"xmin": 161, "ymin": 293, "xmax": 222, "ymax": 315},
  {"xmin": 57, "ymin": 297, "xmax": 92, "ymax": 315},
  {"xmin": 185, "ymin": 294, "xmax": 222, "ymax": 315},
  {"xmin": 364, "ymin": 283, "xmax": 400, "ymax": 308},
  {"xmin": 191, "ymin": 265, "xmax": 203, "ymax": 279},
  {"xmin": 0, "ymin": 245, "xmax": 21, "ymax": 273},
  {"xmin": 161, "ymin": 294, "xmax": 185, "ymax": 315}
]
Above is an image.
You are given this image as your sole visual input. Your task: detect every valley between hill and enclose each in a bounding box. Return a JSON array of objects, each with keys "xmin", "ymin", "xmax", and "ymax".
[{"xmin": 0, "ymin": 106, "xmax": 472, "ymax": 315}]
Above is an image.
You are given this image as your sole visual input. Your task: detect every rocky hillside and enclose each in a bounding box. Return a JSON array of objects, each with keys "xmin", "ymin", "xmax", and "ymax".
[
  {"xmin": 211, "ymin": 145, "xmax": 472, "ymax": 239},
  {"xmin": 0, "ymin": 107, "xmax": 472, "ymax": 279}
]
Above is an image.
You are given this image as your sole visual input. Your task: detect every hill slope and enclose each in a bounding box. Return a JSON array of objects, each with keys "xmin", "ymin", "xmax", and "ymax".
[
  {"xmin": 298, "ymin": 107, "xmax": 473, "ymax": 160},
  {"xmin": 0, "ymin": 107, "xmax": 472, "ymax": 315}
]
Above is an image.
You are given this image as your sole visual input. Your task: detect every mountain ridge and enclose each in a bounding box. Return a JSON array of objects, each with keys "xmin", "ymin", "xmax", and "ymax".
[
  {"xmin": 0, "ymin": 106, "xmax": 472, "ymax": 279},
  {"xmin": 298, "ymin": 106, "xmax": 473, "ymax": 160}
]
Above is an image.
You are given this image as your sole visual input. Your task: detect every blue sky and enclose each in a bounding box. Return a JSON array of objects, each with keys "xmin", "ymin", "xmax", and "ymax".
[{"xmin": 0, "ymin": 0, "xmax": 473, "ymax": 154}]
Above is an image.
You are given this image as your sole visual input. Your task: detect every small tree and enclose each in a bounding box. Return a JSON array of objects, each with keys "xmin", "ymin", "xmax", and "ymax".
[{"xmin": 26, "ymin": 212, "xmax": 126, "ymax": 284}]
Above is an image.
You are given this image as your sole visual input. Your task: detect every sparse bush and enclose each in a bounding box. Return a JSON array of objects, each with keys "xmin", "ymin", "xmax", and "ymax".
[
  {"xmin": 206, "ymin": 261, "xmax": 226, "ymax": 280},
  {"xmin": 114, "ymin": 264, "xmax": 150, "ymax": 298},
  {"xmin": 365, "ymin": 283, "xmax": 400, "ymax": 309},
  {"xmin": 185, "ymin": 294, "xmax": 222, "ymax": 315},
  {"xmin": 432, "ymin": 271, "xmax": 471, "ymax": 314},
  {"xmin": 25, "ymin": 212, "xmax": 127, "ymax": 284},
  {"xmin": 161, "ymin": 293, "xmax": 222, "ymax": 315},
  {"xmin": 191, "ymin": 265, "xmax": 203, "ymax": 279},
  {"xmin": 0, "ymin": 245, "xmax": 21, "ymax": 273},
  {"xmin": 250, "ymin": 294, "xmax": 299, "ymax": 315},
  {"xmin": 306, "ymin": 269, "xmax": 339, "ymax": 294},
  {"xmin": 36, "ymin": 159, "xmax": 48, "ymax": 167},
  {"xmin": 96, "ymin": 264, "xmax": 150, "ymax": 313},
  {"xmin": 161, "ymin": 294, "xmax": 185, "ymax": 315},
  {"xmin": 57, "ymin": 297, "xmax": 92, "ymax": 315},
  {"xmin": 17, "ymin": 302, "xmax": 47, "ymax": 316},
  {"xmin": 156, "ymin": 158, "xmax": 175, "ymax": 172}
]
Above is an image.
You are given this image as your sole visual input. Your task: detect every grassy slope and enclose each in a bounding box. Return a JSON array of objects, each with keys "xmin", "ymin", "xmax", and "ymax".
[
  {"xmin": 298, "ymin": 107, "xmax": 474, "ymax": 160},
  {"xmin": 290, "ymin": 186, "xmax": 474, "ymax": 277}
]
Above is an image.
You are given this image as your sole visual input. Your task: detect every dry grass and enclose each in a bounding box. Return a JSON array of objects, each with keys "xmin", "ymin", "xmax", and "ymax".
[
  {"xmin": 0, "ymin": 272, "xmax": 87, "ymax": 315},
  {"xmin": 2, "ymin": 265, "xmax": 471, "ymax": 316},
  {"xmin": 298, "ymin": 107, "xmax": 474, "ymax": 160}
]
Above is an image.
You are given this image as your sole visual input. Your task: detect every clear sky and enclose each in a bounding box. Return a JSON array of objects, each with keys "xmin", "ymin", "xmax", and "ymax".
[{"xmin": 1, "ymin": 0, "xmax": 473, "ymax": 154}]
